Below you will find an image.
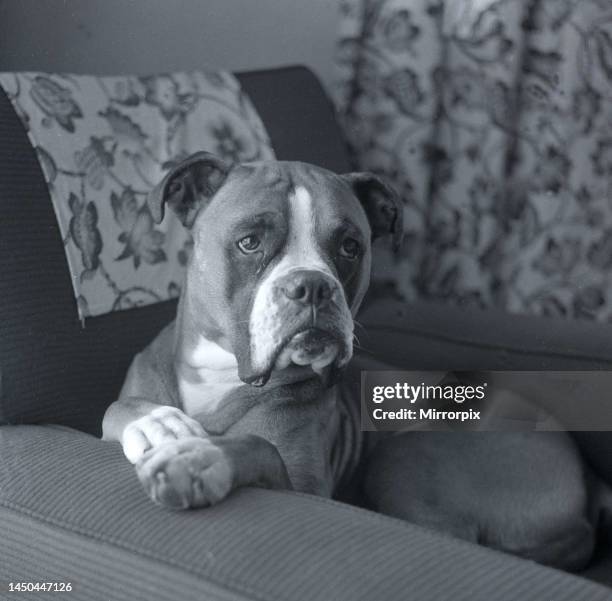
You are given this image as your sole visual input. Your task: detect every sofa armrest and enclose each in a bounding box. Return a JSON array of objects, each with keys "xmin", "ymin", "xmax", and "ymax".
[
  {"xmin": 357, "ymin": 298, "xmax": 612, "ymax": 370},
  {"xmin": 1, "ymin": 425, "xmax": 609, "ymax": 601}
]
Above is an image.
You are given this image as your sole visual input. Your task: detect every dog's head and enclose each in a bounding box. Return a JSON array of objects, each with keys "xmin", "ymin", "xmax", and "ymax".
[{"xmin": 149, "ymin": 152, "xmax": 402, "ymax": 386}]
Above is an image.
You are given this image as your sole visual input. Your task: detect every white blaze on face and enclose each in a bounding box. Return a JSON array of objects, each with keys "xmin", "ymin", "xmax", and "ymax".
[{"xmin": 248, "ymin": 185, "xmax": 354, "ymax": 374}]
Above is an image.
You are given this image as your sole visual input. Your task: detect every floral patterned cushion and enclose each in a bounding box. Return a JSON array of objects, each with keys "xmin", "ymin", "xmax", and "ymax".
[
  {"xmin": 0, "ymin": 71, "xmax": 274, "ymax": 319},
  {"xmin": 336, "ymin": 0, "xmax": 612, "ymax": 321}
]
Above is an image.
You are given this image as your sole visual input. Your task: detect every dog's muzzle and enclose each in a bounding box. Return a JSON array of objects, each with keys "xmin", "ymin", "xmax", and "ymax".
[
  {"xmin": 246, "ymin": 269, "xmax": 354, "ymax": 386},
  {"xmin": 274, "ymin": 328, "xmax": 341, "ymax": 373}
]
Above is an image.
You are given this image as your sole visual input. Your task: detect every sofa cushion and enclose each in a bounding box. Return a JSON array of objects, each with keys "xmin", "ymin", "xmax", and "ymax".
[
  {"xmin": 1, "ymin": 425, "xmax": 610, "ymax": 600},
  {"xmin": 0, "ymin": 66, "xmax": 350, "ymax": 434}
]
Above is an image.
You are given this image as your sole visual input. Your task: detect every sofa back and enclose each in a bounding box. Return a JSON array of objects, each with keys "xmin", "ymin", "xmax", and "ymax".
[{"xmin": 0, "ymin": 66, "xmax": 350, "ymax": 435}]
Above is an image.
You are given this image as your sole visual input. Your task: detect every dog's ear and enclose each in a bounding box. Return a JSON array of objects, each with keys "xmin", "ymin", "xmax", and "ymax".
[
  {"xmin": 341, "ymin": 172, "xmax": 403, "ymax": 250},
  {"xmin": 148, "ymin": 151, "xmax": 231, "ymax": 227}
]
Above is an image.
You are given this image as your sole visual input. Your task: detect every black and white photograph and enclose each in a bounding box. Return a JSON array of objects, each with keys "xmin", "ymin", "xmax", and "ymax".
[{"xmin": 1, "ymin": 1, "xmax": 612, "ymax": 599}]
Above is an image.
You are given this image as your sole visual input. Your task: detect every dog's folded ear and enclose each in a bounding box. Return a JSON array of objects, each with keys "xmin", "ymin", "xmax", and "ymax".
[
  {"xmin": 148, "ymin": 151, "xmax": 231, "ymax": 227},
  {"xmin": 341, "ymin": 172, "xmax": 404, "ymax": 250}
]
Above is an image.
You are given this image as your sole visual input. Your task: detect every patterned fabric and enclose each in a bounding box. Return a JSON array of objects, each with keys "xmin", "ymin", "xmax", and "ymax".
[
  {"xmin": 336, "ymin": 0, "xmax": 612, "ymax": 320},
  {"xmin": 0, "ymin": 71, "xmax": 274, "ymax": 319}
]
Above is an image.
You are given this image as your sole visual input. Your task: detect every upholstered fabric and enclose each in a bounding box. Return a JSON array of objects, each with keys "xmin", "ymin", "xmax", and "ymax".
[
  {"xmin": 0, "ymin": 66, "xmax": 350, "ymax": 433},
  {"xmin": 0, "ymin": 71, "xmax": 274, "ymax": 319},
  {"xmin": 357, "ymin": 297, "xmax": 612, "ymax": 371},
  {"xmin": 336, "ymin": 0, "xmax": 612, "ymax": 321},
  {"xmin": 1, "ymin": 425, "xmax": 611, "ymax": 600}
]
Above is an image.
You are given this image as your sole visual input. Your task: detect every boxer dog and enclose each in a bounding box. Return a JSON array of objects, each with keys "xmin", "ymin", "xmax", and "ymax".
[
  {"xmin": 102, "ymin": 152, "xmax": 598, "ymax": 571},
  {"xmin": 102, "ymin": 152, "xmax": 396, "ymax": 502}
]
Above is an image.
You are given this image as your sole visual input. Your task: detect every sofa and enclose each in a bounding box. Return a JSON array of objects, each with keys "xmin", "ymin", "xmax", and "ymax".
[{"xmin": 1, "ymin": 66, "xmax": 611, "ymax": 600}]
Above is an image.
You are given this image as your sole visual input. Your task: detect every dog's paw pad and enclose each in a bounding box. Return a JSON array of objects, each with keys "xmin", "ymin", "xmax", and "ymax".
[{"xmin": 135, "ymin": 438, "xmax": 235, "ymax": 509}]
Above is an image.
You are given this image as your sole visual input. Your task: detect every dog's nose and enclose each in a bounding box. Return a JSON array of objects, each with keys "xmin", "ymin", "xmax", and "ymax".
[{"xmin": 281, "ymin": 270, "xmax": 333, "ymax": 307}]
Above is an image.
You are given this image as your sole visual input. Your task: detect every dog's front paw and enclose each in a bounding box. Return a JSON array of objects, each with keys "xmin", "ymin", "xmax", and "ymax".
[
  {"xmin": 135, "ymin": 437, "xmax": 236, "ymax": 509},
  {"xmin": 122, "ymin": 406, "xmax": 206, "ymax": 464}
]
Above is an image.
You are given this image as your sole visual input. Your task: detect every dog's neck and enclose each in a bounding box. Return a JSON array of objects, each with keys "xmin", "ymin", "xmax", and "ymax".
[{"xmin": 171, "ymin": 288, "xmax": 239, "ymax": 416}]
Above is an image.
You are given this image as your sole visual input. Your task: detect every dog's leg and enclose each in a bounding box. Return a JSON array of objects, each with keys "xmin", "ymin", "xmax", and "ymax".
[
  {"xmin": 104, "ymin": 397, "xmax": 292, "ymax": 507},
  {"xmin": 102, "ymin": 397, "xmax": 207, "ymax": 463},
  {"xmin": 135, "ymin": 435, "xmax": 293, "ymax": 509}
]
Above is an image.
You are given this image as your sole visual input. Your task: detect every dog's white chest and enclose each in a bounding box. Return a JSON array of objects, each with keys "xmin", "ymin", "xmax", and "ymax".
[
  {"xmin": 176, "ymin": 338, "xmax": 243, "ymax": 417},
  {"xmin": 179, "ymin": 374, "xmax": 242, "ymax": 417}
]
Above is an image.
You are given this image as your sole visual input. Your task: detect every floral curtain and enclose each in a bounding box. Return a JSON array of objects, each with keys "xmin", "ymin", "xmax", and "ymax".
[{"xmin": 336, "ymin": 0, "xmax": 612, "ymax": 321}]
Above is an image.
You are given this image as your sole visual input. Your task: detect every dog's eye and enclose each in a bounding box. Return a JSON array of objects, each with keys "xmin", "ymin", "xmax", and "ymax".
[
  {"xmin": 340, "ymin": 237, "xmax": 360, "ymax": 259},
  {"xmin": 237, "ymin": 234, "xmax": 261, "ymax": 254}
]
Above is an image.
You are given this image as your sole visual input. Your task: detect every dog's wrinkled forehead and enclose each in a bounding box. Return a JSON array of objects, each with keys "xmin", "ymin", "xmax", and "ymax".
[{"xmin": 202, "ymin": 160, "xmax": 371, "ymax": 238}]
